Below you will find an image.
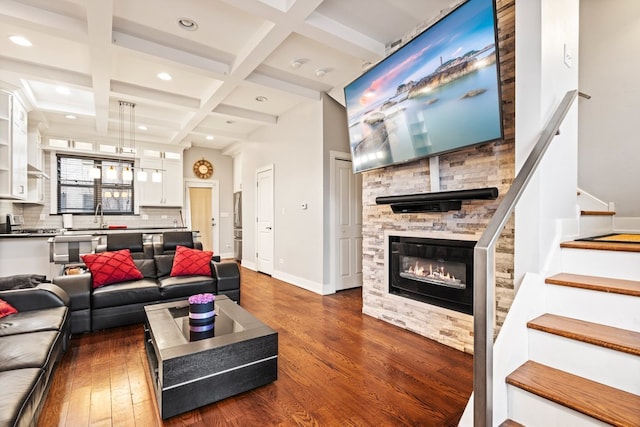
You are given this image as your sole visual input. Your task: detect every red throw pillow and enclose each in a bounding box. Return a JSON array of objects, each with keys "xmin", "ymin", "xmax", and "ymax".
[
  {"xmin": 81, "ymin": 249, "xmax": 143, "ymax": 288},
  {"xmin": 170, "ymin": 245, "xmax": 213, "ymax": 277},
  {"xmin": 0, "ymin": 298, "xmax": 18, "ymax": 318}
]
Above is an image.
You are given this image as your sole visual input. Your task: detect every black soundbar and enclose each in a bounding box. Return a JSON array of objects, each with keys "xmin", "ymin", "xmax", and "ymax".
[{"xmin": 376, "ymin": 187, "xmax": 498, "ymax": 213}]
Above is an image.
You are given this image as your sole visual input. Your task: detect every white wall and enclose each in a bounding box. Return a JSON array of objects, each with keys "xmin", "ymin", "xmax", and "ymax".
[
  {"xmin": 514, "ymin": 0, "xmax": 580, "ymax": 286},
  {"xmin": 183, "ymin": 146, "xmax": 234, "ymax": 255},
  {"xmin": 578, "ymin": 0, "xmax": 640, "ymax": 216},
  {"xmin": 321, "ymin": 93, "xmax": 352, "ymax": 285},
  {"xmin": 241, "ymin": 101, "xmax": 326, "ymax": 292}
]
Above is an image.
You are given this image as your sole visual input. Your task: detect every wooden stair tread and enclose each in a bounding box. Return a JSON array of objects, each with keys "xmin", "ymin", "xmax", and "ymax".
[
  {"xmin": 506, "ymin": 361, "xmax": 640, "ymax": 426},
  {"xmin": 528, "ymin": 313, "xmax": 640, "ymax": 356},
  {"xmin": 546, "ymin": 273, "xmax": 640, "ymax": 297},
  {"xmin": 560, "ymin": 240, "xmax": 640, "ymax": 253},
  {"xmin": 499, "ymin": 419, "xmax": 524, "ymax": 427},
  {"xmin": 580, "ymin": 210, "xmax": 616, "ymax": 216}
]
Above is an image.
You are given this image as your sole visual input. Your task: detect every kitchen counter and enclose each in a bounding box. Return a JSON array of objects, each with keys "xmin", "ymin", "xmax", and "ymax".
[
  {"xmin": 0, "ymin": 228, "xmax": 198, "ymax": 278},
  {"xmin": 0, "ymin": 227, "xmax": 192, "ymax": 239},
  {"xmin": 0, "ymin": 232, "xmax": 59, "ymax": 238}
]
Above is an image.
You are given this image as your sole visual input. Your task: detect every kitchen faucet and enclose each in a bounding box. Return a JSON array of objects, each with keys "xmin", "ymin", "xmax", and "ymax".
[{"xmin": 94, "ymin": 203, "xmax": 105, "ymax": 229}]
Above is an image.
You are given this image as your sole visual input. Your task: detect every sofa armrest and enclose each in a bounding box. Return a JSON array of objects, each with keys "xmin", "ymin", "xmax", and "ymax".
[
  {"xmin": 0, "ymin": 283, "xmax": 70, "ymax": 311},
  {"xmin": 52, "ymin": 273, "xmax": 93, "ymax": 312},
  {"xmin": 211, "ymin": 261, "xmax": 240, "ymax": 292}
]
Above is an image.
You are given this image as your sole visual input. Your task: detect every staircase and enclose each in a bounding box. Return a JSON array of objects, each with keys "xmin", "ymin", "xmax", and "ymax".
[{"xmin": 502, "ymin": 242, "xmax": 640, "ymax": 426}]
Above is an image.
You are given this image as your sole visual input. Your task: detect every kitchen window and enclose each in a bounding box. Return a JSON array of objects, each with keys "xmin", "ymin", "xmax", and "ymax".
[{"xmin": 57, "ymin": 155, "xmax": 134, "ymax": 215}]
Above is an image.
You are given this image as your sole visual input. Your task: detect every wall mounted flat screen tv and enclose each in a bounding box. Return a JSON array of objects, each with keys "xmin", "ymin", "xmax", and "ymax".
[{"xmin": 344, "ymin": 0, "xmax": 503, "ymax": 173}]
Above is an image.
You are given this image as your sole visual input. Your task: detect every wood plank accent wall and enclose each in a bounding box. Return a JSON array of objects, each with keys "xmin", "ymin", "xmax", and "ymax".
[{"xmin": 360, "ymin": 0, "xmax": 516, "ymax": 354}]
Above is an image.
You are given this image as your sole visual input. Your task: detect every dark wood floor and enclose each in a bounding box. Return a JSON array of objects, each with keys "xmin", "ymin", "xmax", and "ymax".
[{"xmin": 39, "ymin": 267, "xmax": 473, "ymax": 426}]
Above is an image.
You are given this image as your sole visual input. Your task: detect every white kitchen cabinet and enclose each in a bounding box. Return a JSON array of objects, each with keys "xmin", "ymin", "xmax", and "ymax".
[
  {"xmin": 138, "ymin": 157, "xmax": 183, "ymax": 207},
  {"xmin": 0, "ymin": 91, "xmax": 28, "ymax": 200},
  {"xmin": 25, "ymin": 173, "xmax": 46, "ymax": 204},
  {"xmin": 162, "ymin": 158, "xmax": 183, "ymax": 206},
  {"xmin": 0, "ymin": 92, "xmax": 10, "ymax": 189},
  {"xmin": 27, "ymin": 127, "xmax": 44, "ymax": 171},
  {"xmin": 0, "ymin": 236, "xmax": 52, "ymax": 277},
  {"xmin": 21, "ymin": 127, "xmax": 47, "ymax": 204}
]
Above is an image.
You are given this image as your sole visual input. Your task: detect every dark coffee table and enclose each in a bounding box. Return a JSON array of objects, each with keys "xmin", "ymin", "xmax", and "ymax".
[{"xmin": 143, "ymin": 295, "xmax": 278, "ymax": 419}]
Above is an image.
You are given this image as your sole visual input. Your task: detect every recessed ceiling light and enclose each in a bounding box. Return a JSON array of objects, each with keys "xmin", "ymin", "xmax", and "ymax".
[
  {"xmin": 56, "ymin": 86, "xmax": 71, "ymax": 95},
  {"xmin": 206, "ymin": 135, "xmax": 214, "ymax": 141},
  {"xmin": 9, "ymin": 35, "xmax": 31, "ymax": 47},
  {"xmin": 65, "ymin": 114, "xmax": 77, "ymax": 120},
  {"xmin": 255, "ymin": 96, "xmax": 268, "ymax": 102},
  {"xmin": 315, "ymin": 68, "xmax": 327, "ymax": 78},
  {"xmin": 138, "ymin": 125, "xmax": 147, "ymax": 131},
  {"xmin": 157, "ymin": 72, "xmax": 172, "ymax": 81},
  {"xmin": 290, "ymin": 59, "xmax": 303, "ymax": 69},
  {"xmin": 177, "ymin": 18, "xmax": 198, "ymax": 31}
]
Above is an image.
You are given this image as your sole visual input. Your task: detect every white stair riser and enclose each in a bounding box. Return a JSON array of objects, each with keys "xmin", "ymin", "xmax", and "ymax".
[
  {"xmin": 508, "ymin": 387, "xmax": 610, "ymax": 427},
  {"xmin": 528, "ymin": 330, "xmax": 640, "ymax": 394},
  {"xmin": 546, "ymin": 284, "xmax": 640, "ymax": 332},
  {"xmin": 579, "ymin": 216, "xmax": 612, "ymax": 238},
  {"xmin": 561, "ymin": 248, "xmax": 640, "ymax": 280}
]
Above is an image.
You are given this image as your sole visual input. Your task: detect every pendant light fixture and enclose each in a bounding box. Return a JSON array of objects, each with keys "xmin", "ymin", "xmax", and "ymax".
[
  {"xmin": 106, "ymin": 165, "xmax": 118, "ymax": 180},
  {"xmin": 90, "ymin": 165, "xmax": 101, "ymax": 179},
  {"xmin": 118, "ymin": 100, "xmax": 136, "ymax": 182}
]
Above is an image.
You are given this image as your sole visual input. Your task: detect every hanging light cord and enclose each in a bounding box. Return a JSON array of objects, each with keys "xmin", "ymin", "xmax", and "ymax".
[{"xmin": 117, "ymin": 100, "xmax": 136, "ymax": 180}]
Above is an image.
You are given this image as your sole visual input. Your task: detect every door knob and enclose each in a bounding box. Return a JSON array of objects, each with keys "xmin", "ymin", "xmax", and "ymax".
[{"xmin": 266, "ymin": 226, "xmax": 272, "ymax": 230}]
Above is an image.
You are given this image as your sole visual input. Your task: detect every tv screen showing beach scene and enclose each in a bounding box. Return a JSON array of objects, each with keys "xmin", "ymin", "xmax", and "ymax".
[{"xmin": 344, "ymin": 0, "xmax": 503, "ymax": 173}]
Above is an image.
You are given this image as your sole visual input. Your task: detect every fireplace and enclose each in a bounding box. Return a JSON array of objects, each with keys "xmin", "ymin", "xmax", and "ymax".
[{"xmin": 388, "ymin": 236, "xmax": 476, "ymax": 315}]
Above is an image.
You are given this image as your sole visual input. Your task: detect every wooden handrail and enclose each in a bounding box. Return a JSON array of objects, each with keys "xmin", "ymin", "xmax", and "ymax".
[{"xmin": 473, "ymin": 89, "xmax": 578, "ymax": 426}]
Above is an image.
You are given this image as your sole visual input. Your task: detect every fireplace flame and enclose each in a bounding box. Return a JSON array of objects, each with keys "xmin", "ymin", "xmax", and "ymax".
[
  {"xmin": 408, "ymin": 262, "xmax": 456, "ymax": 281},
  {"xmin": 406, "ymin": 262, "xmax": 459, "ymax": 285}
]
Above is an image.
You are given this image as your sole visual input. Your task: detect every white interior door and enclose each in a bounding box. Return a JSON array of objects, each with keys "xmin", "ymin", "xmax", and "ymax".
[
  {"xmin": 334, "ymin": 159, "xmax": 363, "ymax": 290},
  {"xmin": 256, "ymin": 166, "xmax": 274, "ymax": 275}
]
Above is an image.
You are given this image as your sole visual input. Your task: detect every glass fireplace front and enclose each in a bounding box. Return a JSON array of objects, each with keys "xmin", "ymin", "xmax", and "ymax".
[{"xmin": 389, "ymin": 236, "xmax": 475, "ymax": 315}]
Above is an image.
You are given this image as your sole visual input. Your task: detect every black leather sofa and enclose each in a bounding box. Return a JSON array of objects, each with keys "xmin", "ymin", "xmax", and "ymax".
[
  {"xmin": 0, "ymin": 279, "xmax": 70, "ymax": 427},
  {"xmin": 53, "ymin": 232, "xmax": 241, "ymax": 334}
]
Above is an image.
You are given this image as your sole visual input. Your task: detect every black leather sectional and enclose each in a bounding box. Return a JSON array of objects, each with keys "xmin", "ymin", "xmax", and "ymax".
[
  {"xmin": 0, "ymin": 281, "xmax": 70, "ymax": 427},
  {"xmin": 52, "ymin": 232, "xmax": 241, "ymax": 334}
]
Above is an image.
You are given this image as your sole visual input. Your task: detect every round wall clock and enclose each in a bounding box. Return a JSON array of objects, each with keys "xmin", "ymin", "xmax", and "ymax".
[{"xmin": 193, "ymin": 159, "xmax": 214, "ymax": 179}]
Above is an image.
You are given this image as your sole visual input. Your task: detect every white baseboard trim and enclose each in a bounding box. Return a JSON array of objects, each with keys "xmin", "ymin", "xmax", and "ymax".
[
  {"xmin": 241, "ymin": 260, "xmax": 257, "ymax": 271},
  {"xmin": 238, "ymin": 263, "xmax": 327, "ymax": 295},
  {"xmin": 613, "ymin": 216, "xmax": 640, "ymax": 233},
  {"xmin": 272, "ymin": 269, "xmax": 326, "ymax": 295}
]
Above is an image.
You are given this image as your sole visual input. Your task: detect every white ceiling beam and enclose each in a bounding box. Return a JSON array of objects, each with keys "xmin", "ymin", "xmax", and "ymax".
[
  {"xmin": 0, "ymin": 0, "xmax": 86, "ymax": 41},
  {"xmin": 245, "ymin": 72, "xmax": 320, "ymax": 101},
  {"xmin": 302, "ymin": 12, "xmax": 386, "ymax": 59},
  {"xmin": 110, "ymin": 81, "xmax": 201, "ymax": 110},
  {"xmin": 191, "ymin": 126, "xmax": 249, "ymax": 140},
  {"xmin": 212, "ymin": 105, "xmax": 277, "ymax": 125},
  {"xmin": 256, "ymin": 0, "xmax": 294, "ymax": 13},
  {"xmin": 112, "ymin": 31, "xmax": 230, "ymax": 77},
  {"xmin": 85, "ymin": 0, "xmax": 113, "ymax": 135},
  {"xmin": 165, "ymin": 0, "xmax": 326, "ymax": 146},
  {"xmin": 169, "ymin": 19, "xmax": 291, "ymax": 144},
  {"xmin": 219, "ymin": 0, "xmax": 384, "ymax": 60},
  {"xmin": 0, "ymin": 56, "xmax": 92, "ymax": 87}
]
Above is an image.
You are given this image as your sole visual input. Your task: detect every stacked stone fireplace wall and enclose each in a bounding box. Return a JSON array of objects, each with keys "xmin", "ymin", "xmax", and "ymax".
[{"xmin": 361, "ymin": 0, "xmax": 515, "ymax": 354}]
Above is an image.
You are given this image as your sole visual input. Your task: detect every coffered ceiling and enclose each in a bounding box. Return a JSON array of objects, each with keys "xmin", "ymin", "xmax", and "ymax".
[{"xmin": 0, "ymin": 0, "xmax": 454, "ymax": 150}]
